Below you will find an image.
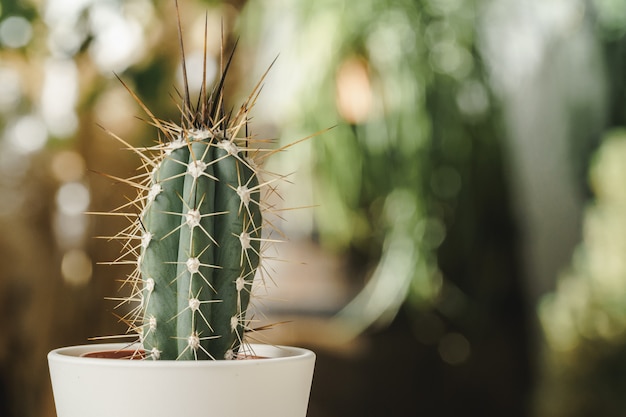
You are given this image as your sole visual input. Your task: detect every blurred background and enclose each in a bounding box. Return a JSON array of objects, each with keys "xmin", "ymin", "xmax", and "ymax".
[{"xmin": 0, "ymin": 0, "xmax": 625, "ymax": 416}]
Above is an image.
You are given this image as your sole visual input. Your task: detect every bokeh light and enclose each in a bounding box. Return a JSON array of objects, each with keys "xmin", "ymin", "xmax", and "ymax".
[
  {"xmin": 50, "ymin": 151, "xmax": 86, "ymax": 183},
  {"xmin": 41, "ymin": 59, "xmax": 79, "ymax": 138},
  {"xmin": 61, "ymin": 249, "xmax": 93, "ymax": 286},
  {"xmin": 0, "ymin": 66, "xmax": 22, "ymax": 113},
  {"xmin": 0, "ymin": 16, "xmax": 32, "ymax": 48},
  {"xmin": 5, "ymin": 115, "xmax": 48, "ymax": 154},
  {"xmin": 56, "ymin": 182, "xmax": 90, "ymax": 216}
]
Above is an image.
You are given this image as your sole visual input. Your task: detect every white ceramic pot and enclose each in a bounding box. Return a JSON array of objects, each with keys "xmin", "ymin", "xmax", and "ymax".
[{"xmin": 48, "ymin": 343, "xmax": 315, "ymax": 417}]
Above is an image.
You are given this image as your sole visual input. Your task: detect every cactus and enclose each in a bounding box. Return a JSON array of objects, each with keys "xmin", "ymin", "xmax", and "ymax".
[
  {"xmin": 100, "ymin": 9, "xmax": 285, "ymax": 361},
  {"xmin": 136, "ymin": 37, "xmax": 268, "ymax": 360},
  {"xmin": 137, "ymin": 80, "xmax": 264, "ymax": 361}
]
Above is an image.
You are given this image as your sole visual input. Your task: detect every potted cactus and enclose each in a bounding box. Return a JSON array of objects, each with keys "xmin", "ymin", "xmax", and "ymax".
[{"xmin": 47, "ymin": 6, "xmax": 316, "ymax": 417}]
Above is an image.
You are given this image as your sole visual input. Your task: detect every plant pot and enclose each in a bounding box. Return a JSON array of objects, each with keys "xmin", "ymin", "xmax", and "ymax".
[{"xmin": 48, "ymin": 343, "xmax": 315, "ymax": 417}]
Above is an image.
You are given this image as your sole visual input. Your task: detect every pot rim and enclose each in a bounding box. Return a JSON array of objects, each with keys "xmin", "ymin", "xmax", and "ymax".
[{"xmin": 48, "ymin": 343, "xmax": 315, "ymax": 368}]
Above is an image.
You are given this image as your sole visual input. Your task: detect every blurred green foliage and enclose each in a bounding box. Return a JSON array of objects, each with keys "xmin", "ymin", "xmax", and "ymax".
[
  {"xmin": 241, "ymin": 0, "xmax": 519, "ymax": 339},
  {"xmin": 535, "ymin": 2, "xmax": 626, "ymax": 416},
  {"xmin": 538, "ymin": 129, "xmax": 626, "ymax": 417}
]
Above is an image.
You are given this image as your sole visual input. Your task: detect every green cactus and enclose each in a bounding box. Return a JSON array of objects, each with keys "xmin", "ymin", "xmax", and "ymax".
[
  {"xmin": 139, "ymin": 126, "xmax": 262, "ymax": 361},
  {"xmin": 97, "ymin": 12, "xmax": 281, "ymax": 359},
  {"xmin": 136, "ymin": 48, "xmax": 268, "ymax": 360}
]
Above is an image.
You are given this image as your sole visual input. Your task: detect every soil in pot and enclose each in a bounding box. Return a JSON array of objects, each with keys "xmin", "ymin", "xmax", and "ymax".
[{"xmin": 81, "ymin": 349, "xmax": 265, "ymax": 360}]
